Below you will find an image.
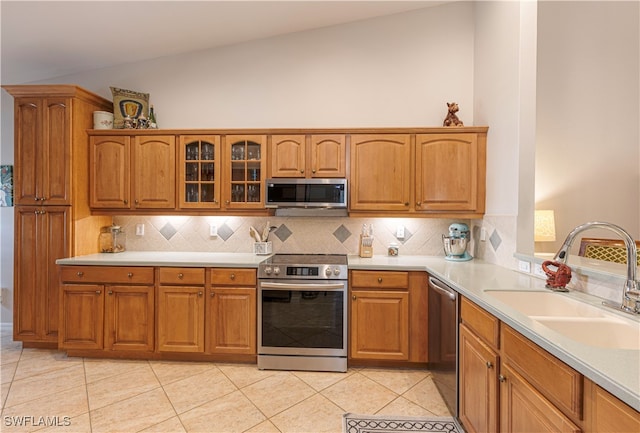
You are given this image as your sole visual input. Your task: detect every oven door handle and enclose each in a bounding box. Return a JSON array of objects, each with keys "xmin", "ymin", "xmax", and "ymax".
[{"xmin": 260, "ymin": 282, "xmax": 345, "ymax": 290}]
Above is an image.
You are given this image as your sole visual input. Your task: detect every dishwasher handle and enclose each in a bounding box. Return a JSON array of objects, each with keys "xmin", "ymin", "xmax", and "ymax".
[{"xmin": 428, "ymin": 276, "xmax": 457, "ymax": 301}]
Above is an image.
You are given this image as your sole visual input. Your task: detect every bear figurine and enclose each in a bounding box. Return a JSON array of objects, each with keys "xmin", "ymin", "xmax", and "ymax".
[{"xmin": 443, "ymin": 102, "xmax": 464, "ymax": 127}]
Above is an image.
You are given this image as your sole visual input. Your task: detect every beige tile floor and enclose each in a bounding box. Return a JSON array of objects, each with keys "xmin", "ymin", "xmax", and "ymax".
[{"xmin": 0, "ymin": 326, "xmax": 451, "ymax": 433}]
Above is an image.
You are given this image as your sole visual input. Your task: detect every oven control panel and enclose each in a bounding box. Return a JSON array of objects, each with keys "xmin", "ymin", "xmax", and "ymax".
[{"xmin": 259, "ymin": 264, "xmax": 346, "ymax": 279}]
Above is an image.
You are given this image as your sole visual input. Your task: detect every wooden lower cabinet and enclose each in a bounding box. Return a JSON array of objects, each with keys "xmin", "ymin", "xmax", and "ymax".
[
  {"xmin": 59, "ymin": 266, "xmax": 155, "ymax": 352},
  {"xmin": 584, "ymin": 379, "xmax": 640, "ymax": 433},
  {"xmin": 206, "ymin": 268, "xmax": 257, "ymax": 355},
  {"xmin": 157, "ymin": 285, "xmax": 205, "ymax": 353},
  {"xmin": 349, "ymin": 270, "xmax": 427, "ymax": 364},
  {"xmin": 459, "ymin": 323, "xmax": 499, "ymax": 433},
  {"xmin": 500, "ymin": 362, "xmax": 580, "ymax": 433}
]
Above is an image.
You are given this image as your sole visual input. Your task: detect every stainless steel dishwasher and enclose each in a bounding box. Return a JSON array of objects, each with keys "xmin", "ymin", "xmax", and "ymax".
[{"xmin": 427, "ymin": 275, "xmax": 460, "ymax": 418}]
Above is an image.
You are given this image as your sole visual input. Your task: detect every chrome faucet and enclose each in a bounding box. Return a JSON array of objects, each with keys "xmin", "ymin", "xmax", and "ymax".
[{"xmin": 553, "ymin": 221, "xmax": 639, "ymax": 315}]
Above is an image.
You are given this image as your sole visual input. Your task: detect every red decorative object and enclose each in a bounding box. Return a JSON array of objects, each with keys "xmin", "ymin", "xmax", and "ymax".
[{"xmin": 541, "ymin": 260, "xmax": 572, "ymax": 289}]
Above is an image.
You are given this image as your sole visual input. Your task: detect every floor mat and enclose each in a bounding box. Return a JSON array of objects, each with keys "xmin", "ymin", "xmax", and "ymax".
[{"xmin": 343, "ymin": 413, "xmax": 463, "ymax": 433}]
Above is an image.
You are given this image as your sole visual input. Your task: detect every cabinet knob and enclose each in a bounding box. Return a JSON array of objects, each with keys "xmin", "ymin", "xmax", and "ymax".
[
  {"xmin": 300, "ymin": 169, "xmax": 304, "ymax": 174},
  {"xmin": 198, "ymin": 291, "xmax": 203, "ymax": 297},
  {"xmin": 76, "ymin": 271, "xmax": 84, "ymax": 277},
  {"xmin": 225, "ymin": 200, "xmax": 230, "ymax": 205},
  {"xmin": 230, "ymin": 273, "xmax": 236, "ymax": 280},
  {"xmin": 108, "ymin": 290, "xmax": 113, "ymax": 295},
  {"xmin": 178, "ymin": 273, "xmax": 184, "ymax": 279},
  {"xmin": 134, "ymin": 199, "xmax": 139, "ymax": 205},
  {"xmin": 499, "ymin": 374, "xmax": 507, "ymax": 383},
  {"xmin": 312, "ymin": 169, "xmax": 316, "ymax": 174},
  {"xmin": 211, "ymin": 291, "xmax": 215, "ymax": 297},
  {"xmin": 95, "ymin": 290, "xmax": 101, "ymax": 294},
  {"xmin": 352, "ymin": 295, "xmax": 357, "ymax": 300},
  {"xmin": 123, "ymin": 199, "xmax": 128, "ymax": 205},
  {"xmin": 127, "ymin": 272, "xmax": 133, "ymax": 278},
  {"xmin": 486, "ymin": 361, "xmax": 493, "ymax": 369},
  {"xmin": 404, "ymin": 202, "xmax": 409, "ymax": 206},
  {"xmin": 378, "ymin": 277, "xmax": 383, "ymax": 283},
  {"xmin": 416, "ymin": 201, "xmax": 422, "ymax": 206}
]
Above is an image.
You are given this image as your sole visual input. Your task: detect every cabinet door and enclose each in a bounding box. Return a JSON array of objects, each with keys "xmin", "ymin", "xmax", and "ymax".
[
  {"xmin": 14, "ymin": 206, "xmax": 70, "ymax": 342},
  {"xmin": 90, "ymin": 135, "xmax": 131, "ymax": 208},
  {"xmin": 179, "ymin": 135, "xmax": 221, "ymax": 209},
  {"xmin": 415, "ymin": 133, "xmax": 482, "ymax": 212},
  {"xmin": 270, "ymin": 135, "xmax": 306, "ymax": 177},
  {"xmin": 59, "ymin": 284, "xmax": 104, "ymax": 350},
  {"xmin": 104, "ymin": 285, "xmax": 154, "ymax": 352},
  {"xmin": 310, "ymin": 134, "xmax": 346, "ymax": 178},
  {"xmin": 500, "ymin": 363, "xmax": 581, "ymax": 433},
  {"xmin": 350, "ymin": 290, "xmax": 409, "ymax": 360},
  {"xmin": 350, "ymin": 134, "xmax": 411, "ymax": 211},
  {"xmin": 157, "ymin": 286, "xmax": 205, "ymax": 352},
  {"xmin": 43, "ymin": 97, "xmax": 72, "ymax": 205},
  {"xmin": 14, "ymin": 98, "xmax": 42, "ymax": 205},
  {"xmin": 206, "ymin": 287, "xmax": 256, "ymax": 355},
  {"xmin": 224, "ymin": 135, "xmax": 266, "ymax": 209},
  {"xmin": 584, "ymin": 379, "xmax": 640, "ymax": 433},
  {"xmin": 459, "ymin": 324, "xmax": 499, "ymax": 433},
  {"xmin": 133, "ymin": 135, "xmax": 176, "ymax": 209}
]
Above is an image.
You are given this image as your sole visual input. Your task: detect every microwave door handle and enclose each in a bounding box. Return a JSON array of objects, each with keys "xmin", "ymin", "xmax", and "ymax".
[{"xmin": 260, "ymin": 282, "xmax": 345, "ymax": 290}]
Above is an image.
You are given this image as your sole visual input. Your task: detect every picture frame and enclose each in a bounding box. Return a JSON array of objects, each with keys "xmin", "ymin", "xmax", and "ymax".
[{"xmin": 1, "ymin": 165, "xmax": 13, "ymax": 207}]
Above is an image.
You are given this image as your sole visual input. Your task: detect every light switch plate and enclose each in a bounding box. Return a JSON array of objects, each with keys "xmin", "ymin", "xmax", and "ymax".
[
  {"xmin": 396, "ymin": 225, "xmax": 405, "ymax": 239},
  {"xmin": 136, "ymin": 224, "xmax": 145, "ymax": 236},
  {"xmin": 210, "ymin": 224, "xmax": 218, "ymax": 237}
]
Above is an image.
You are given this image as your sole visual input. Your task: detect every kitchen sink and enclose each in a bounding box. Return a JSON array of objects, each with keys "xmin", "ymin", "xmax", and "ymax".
[
  {"xmin": 532, "ymin": 316, "xmax": 640, "ymax": 350},
  {"xmin": 485, "ymin": 290, "xmax": 640, "ymax": 350},
  {"xmin": 484, "ymin": 290, "xmax": 607, "ymax": 317}
]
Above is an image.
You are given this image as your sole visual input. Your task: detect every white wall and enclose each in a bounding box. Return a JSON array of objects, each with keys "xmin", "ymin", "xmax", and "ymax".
[
  {"xmin": 41, "ymin": 3, "xmax": 476, "ymax": 129},
  {"xmin": 536, "ymin": 1, "xmax": 640, "ymax": 253}
]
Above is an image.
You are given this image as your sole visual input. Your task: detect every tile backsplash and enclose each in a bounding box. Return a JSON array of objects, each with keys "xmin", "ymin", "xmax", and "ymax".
[{"xmin": 113, "ymin": 215, "xmax": 471, "ymax": 257}]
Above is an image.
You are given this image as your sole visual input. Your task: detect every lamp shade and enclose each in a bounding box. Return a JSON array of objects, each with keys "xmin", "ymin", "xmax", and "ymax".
[{"xmin": 535, "ymin": 210, "xmax": 556, "ymax": 242}]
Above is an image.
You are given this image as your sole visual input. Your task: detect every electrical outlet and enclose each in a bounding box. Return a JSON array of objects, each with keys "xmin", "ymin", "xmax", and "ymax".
[
  {"xmin": 396, "ymin": 225, "xmax": 405, "ymax": 239},
  {"xmin": 136, "ymin": 224, "xmax": 145, "ymax": 236},
  {"xmin": 480, "ymin": 227, "xmax": 487, "ymax": 242},
  {"xmin": 534, "ymin": 263, "xmax": 546, "ymax": 277},
  {"xmin": 518, "ymin": 260, "xmax": 531, "ymax": 273},
  {"xmin": 209, "ymin": 224, "xmax": 218, "ymax": 237}
]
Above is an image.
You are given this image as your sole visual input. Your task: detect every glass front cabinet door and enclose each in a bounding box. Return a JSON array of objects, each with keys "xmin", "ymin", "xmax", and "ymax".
[
  {"xmin": 224, "ymin": 135, "xmax": 266, "ymax": 209},
  {"xmin": 179, "ymin": 136, "xmax": 221, "ymax": 209}
]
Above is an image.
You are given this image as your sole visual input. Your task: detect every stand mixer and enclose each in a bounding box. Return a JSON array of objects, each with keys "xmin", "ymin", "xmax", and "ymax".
[{"xmin": 442, "ymin": 223, "xmax": 472, "ymax": 261}]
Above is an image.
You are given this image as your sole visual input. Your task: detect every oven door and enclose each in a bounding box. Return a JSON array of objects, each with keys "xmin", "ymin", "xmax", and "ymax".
[{"xmin": 258, "ymin": 279, "xmax": 347, "ymax": 357}]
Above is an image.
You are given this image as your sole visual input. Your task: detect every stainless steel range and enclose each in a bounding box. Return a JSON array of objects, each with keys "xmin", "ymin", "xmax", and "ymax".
[{"xmin": 257, "ymin": 254, "xmax": 348, "ymax": 372}]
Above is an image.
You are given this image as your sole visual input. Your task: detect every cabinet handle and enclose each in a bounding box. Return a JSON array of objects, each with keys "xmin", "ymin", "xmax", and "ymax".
[
  {"xmin": 108, "ymin": 290, "xmax": 113, "ymax": 295},
  {"xmin": 225, "ymin": 200, "xmax": 230, "ymax": 205},
  {"xmin": 499, "ymin": 374, "xmax": 507, "ymax": 383},
  {"xmin": 312, "ymin": 169, "xmax": 316, "ymax": 174},
  {"xmin": 76, "ymin": 271, "xmax": 84, "ymax": 277},
  {"xmin": 95, "ymin": 290, "xmax": 101, "ymax": 294},
  {"xmin": 123, "ymin": 199, "xmax": 128, "ymax": 205},
  {"xmin": 486, "ymin": 361, "xmax": 493, "ymax": 369},
  {"xmin": 198, "ymin": 291, "xmax": 203, "ymax": 297},
  {"xmin": 352, "ymin": 295, "xmax": 356, "ymax": 300},
  {"xmin": 300, "ymin": 169, "xmax": 304, "ymax": 174},
  {"xmin": 378, "ymin": 277, "xmax": 383, "ymax": 283},
  {"xmin": 134, "ymin": 199, "xmax": 139, "ymax": 205},
  {"xmin": 210, "ymin": 291, "xmax": 215, "ymax": 297},
  {"xmin": 416, "ymin": 201, "xmax": 422, "ymax": 206},
  {"xmin": 178, "ymin": 273, "xmax": 184, "ymax": 279},
  {"xmin": 127, "ymin": 272, "xmax": 133, "ymax": 278},
  {"xmin": 230, "ymin": 273, "xmax": 236, "ymax": 280}
]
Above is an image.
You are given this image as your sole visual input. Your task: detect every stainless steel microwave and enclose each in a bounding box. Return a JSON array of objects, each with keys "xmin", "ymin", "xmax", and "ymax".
[{"xmin": 265, "ymin": 178, "xmax": 347, "ymax": 208}]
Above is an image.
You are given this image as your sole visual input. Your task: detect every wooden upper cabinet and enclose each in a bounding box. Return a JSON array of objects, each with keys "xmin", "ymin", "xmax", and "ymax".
[
  {"xmin": 133, "ymin": 135, "xmax": 176, "ymax": 209},
  {"xmin": 415, "ymin": 133, "xmax": 485, "ymax": 213},
  {"xmin": 223, "ymin": 135, "xmax": 266, "ymax": 209},
  {"xmin": 270, "ymin": 135, "xmax": 305, "ymax": 177},
  {"xmin": 310, "ymin": 135, "xmax": 346, "ymax": 178},
  {"xmin": 178, "ymin": 135, "xmax": 221, "ymax": 209},
  {"xmin": 350, "ymin": 134, "xmax": 411, "ymax": 211},
  {"xmin": 13, "ymin": 97, "xmax": 71, "ymax": 205},
  {"xmin": 270, "ymin": 134, "xmax": 346, "ymax": 178},
  {"xmin": 90, "ymin": 135, "xmax": 130, "ymax": 209},
  {"xmin": 90, "ymin": 134, "xmax": 176, "ymax": 209}
]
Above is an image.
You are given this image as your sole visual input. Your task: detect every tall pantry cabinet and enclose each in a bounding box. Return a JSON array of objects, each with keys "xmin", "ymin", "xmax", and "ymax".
[{"xmin": 2, "ymin": 85, "xmax": 113, "ymax": 348}]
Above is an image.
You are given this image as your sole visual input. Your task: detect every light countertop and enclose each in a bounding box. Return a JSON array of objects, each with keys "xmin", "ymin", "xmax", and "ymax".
[{"xmin": 57, "ymin": 252, "xmax": 639, "ymax": 410}]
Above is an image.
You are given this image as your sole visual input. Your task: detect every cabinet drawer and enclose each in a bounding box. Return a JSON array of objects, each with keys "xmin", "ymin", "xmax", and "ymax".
[
  {"xmin": 60, "ymin": 266, "xmax": 154, "ymax": 284},
  {"xmin": 159, "ymin": 267, "xmax": 205, "ymax": 285},
  {"xmin": 502, "ymin": 325, "xmax": 583, "ymax": 420},
  {"xmin": 350, "ymin": 271, "xmax": 408, "ymax": 289},
  {"xmin": 210, "ymin": 268, "xmax": 256, "ymax": 286},
  {"xmin": 460, "ymin": 297, "xmax": 500, "ymax": 349}
]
